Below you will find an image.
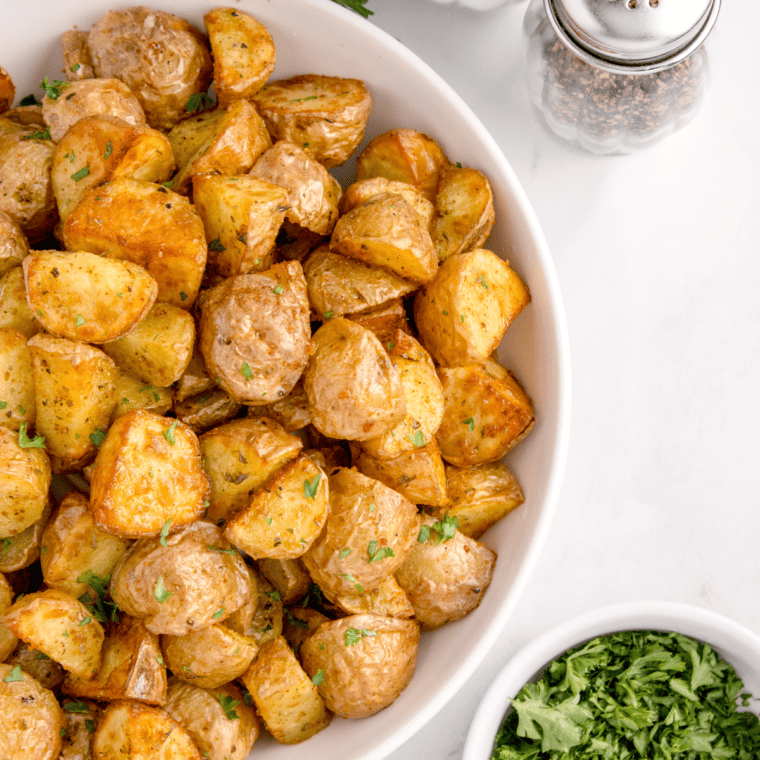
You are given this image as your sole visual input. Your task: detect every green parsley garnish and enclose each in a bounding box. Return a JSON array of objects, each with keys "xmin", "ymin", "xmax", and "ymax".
[
  {"xmin": 339, "ymin": 547, "xmax": 350, "ymax": 559},
  {"xmin": 154, "ymin": 575, "xmax": 172, "ymax": 603},
  {"xmin": 160, "ymin": 519, "xmax": 171, "ymax": 547},
  {"xmin": 139, "ymin": 385, "xmax": 160, "ymax": 402},
  {"xmin": 157, "ymin": 654, "xmax": 164, "ymax": 665},
  {"xmin": 208, "ymin": 237, "xmax": 226, "ymax": 252},
  {"xmin": 265, "ymin": 590, "xmax": 282, "ymax": 602},
  {"xmin": 344, "ymin": 627, "xmax": 378, "ymax": 646},
  {"xmin": 89, "ymin": 428, "xmax": 106, "ymax": 447},
  {"xmin": 409, "ymin": 430, "xmax": 425, "ymax": 447},
  {"xmin": 104, "ymin": 140, "xmax": 112, "ymax": 158},
  {"xmin": 330, "ymin": 0, "xmax": 373, "ymax": 18},
  {"xmin": 479, "ymin": 274, "xmax": 488, "ymax": 289},
  {"xmin": 19, "ymin": 94, "xmax": 40, "ymax": 106},
  {"xmin": 75, "ymin": 314, "xmax": 85, "ymax": 327},
  {"xmin": 304, "ymin": 474, "xmax": 321, "ymax": 500},
  {"xmin": 242, "ymin": 362, "xmax": 253, "ymax": 380},
  {"xmin": 273, "ymin": 284, "xmax": 284, "ymax": 295},
  {"xmin": 3, "ymin": 665, "xmax": 23, "ymax": 682},
  {"xmin": 367, "ymin": 540, "xmax": 394, "ymax": 564},
  {"xmin": 463, "ymin": 417, "xmax": 475, "ymax": 431},
  {"xmin": 63, "ymin": 701, "xmax": 89, "ymax": 713},
  {"xmin": 78, "ymin": 616, "xmax": 91, "ymax": 626},
  {"xmin": 218, "ymin": 694, "xmax": 241, "ymax": 720},
  {"xmin": 70, "ymin": 63, "xmax": 81, "ymax": 73},
  {"xmin": 212, "ymin": 607, "xmax": 225, "ymax": 619},
  {"xmin": 323, "ymin": 311, "xmax": 334, "ymax": 319},
  {"xmin": 312, "ymin": 669, "xmax": 325, "ymax": 685},
  {"xmin": 162, "ymin": 419, "xmax": 178, "ymax": 446},
  {"xmin": 180, "ymin": 291, "xmax": 188, "ymax": 301},
  {"xmin": 0, "ymin": 401, "xmax": 6, "ymax": 409},
  {"xmin": 40, "ymin": 77, "xmax": 67, "ymax": 100},
  {"xmin": 21, "ymin": 127, "xmax": 51, "ymax": 141},
  {"xmin": 207, "ymin": 544, "xmax": 237, "ymax": 556},
  {"xmin": 18, "ymin": 423, "xmax": 45, "ymax": 449},
  {"xmin": 71, "ymin": 166, "xmax": 90, "ymax": 182},
  {"xmin": 85, "ymin": 719, "xmax": 96, "ymax": 734},
  {"xmin": 186, "ymin": 92, "xmax": 216, "ymax": 113}
]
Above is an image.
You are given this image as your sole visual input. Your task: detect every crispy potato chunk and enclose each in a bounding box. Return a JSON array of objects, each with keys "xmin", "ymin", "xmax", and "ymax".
[
  {"xmin": 0, "ymin": 67, "xmax": 15, "ymax": 113},
  {"xmin": 89, "ymin": 7, "xmax": 212, "ymax": 131},
  {"xmin": 200, "ymin": 417, "xmax": 302, "ymax": 528},
  {"xmin": 0, "ymin": 662, "xmax": 65, "ymax": 760},
  {"xmin": 436, "ymin": 358, "xmax": 535, "ymax": 467},
  {"xmin": 28, "ymin": 334, "xmax": 116, "ymax": 463},
  {"xmin": 89, "ymin": 409, "xmax": 208, "ymax": 538},
  {"xmin": 110, "ymin": 520, "xmax": 251, "ymax": 636},
  {"xmin": 324, "ymin": 574, "xmax": 414, "ymax": 619},
  {"xmin": 0, "ymin": 573, "xmax": 18, "ymax": 660},
  {"xmin": 40, "ymin": 490, "xmax": 131, "ymax": 598},
  {"xmin": 245, "ymin": 380, "xmax": 311, "ymax": 432},
  {"xmin": 346, "ymin": 297, "xmax": 412, "ymax": 342},
  {"xmin": 254, "ymin": 75, "xmax": 372, "ymax": 168},
  {"xmin": 174, "ymin": 388, "xmax": 242, "ymax": 432},
  {"xmin": 112, "ymin": 373, "xmax": 173, "ymax": 422},
  {"xmin": 225, "ymin": 453, "xmax": 328, "ymax": 560},
  {"xmin": 166, "ymin": 110, "xmax": 225, "ymax": 169},
  {"xmin": 60, "ymin": 699, "xmax": 104, "ymax": 760},
  {"xmin": 0, "ymin": 266, "xmax": 40, "ymax": 337},
  {"xmin": 339, "ymin": 178, "xmax": 435, "ymax": 228},
  {"xmin": 5, "ymin": 639, "xmax": 66, "ymax": 691},
  {"xmin": 300, "ymin": 614, "xmax": 419, "ymax": 719},
  {"xmin": 61, "ymin": 30, "xmax": 96, "ymax": 81},
  {"xmin": 174, "ymin": 348, "xmax": 214, "ymax": 403},
  {"xmin": 281, "ymin": 606, "xmax": 329, "ymax": 655},
  {"xmin": 224, "ymin": 569, "xmax": 282, "ymax": 647},
  {"xmin": 161, "ymin": 623, "xmax": 257, "ymax": 689},
  {"xmin": 63, "ymin": 614, "xmax": 167, "ymax": 705},
  {"xmin": 302, "ymin": 467, "xmax": 419, "ymax": 596},
  {"xmin": 395, "ymin": 515, "xmax": 496, "ymax": 629},
  {"xmin": 0, "ymin": 425, "xmax": 50, "ymax": 536},
  {"xmin": 164, "ymin": 678, "xmax": 260, "ymax": 760},
  {"xmin": 0, "ymin": 327, "xmax": 35, "ymax": 431},
  {"xmin": 24, "ymin": 251, "xmax": 158, "ymax": 344},
  {"xmin": 92, "ymin": 700, "xmax": 203, "ymax": 760},
  {"xmin": 199, "ymin": 261, "xmax": 311, "ymax": 404},
  {"xmin": 0, "ymin": 210, "xmax": 29, "ymax": 276},
  {"xmin": 2, "ymin": 588, "xmax": 105, "ymax": 678},
  {"xmin": 258, "ymin": 558, "xmax": 311, "ymax": 605},
  {"xmin": 193, "ymin": 174, "xmax": 288, "ymax": 276},
  {"xmin": 242, "ymin": 635, "xmax": 332, "ymax": 744},
  {"xmin": 62, "ymin": 178, "xmax": 207, "ymax": 309},
  {"xmin": 0, "ymin": 499, "xmax": 52, "ymax": 573},
  {"xmin": 414, "ymin": 248, "xmax": 530, "ymax": 367},
  {"xmin": 304, "ymin": 317, "xmax": 406, "ymax": 441}
]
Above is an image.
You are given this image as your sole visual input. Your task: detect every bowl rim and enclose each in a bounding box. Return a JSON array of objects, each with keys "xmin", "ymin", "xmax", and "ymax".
[{"xmin": 463, "ymin": 600, "xmax": 760, "ymax": 760}]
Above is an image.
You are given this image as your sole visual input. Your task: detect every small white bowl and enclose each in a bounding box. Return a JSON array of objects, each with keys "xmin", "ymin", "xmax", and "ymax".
[{"xmin": 464, "ymin": 601, "xmax": 760, "ymax": 760}]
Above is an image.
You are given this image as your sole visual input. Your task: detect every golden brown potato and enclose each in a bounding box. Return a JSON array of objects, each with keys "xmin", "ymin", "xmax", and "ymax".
[
  {"xmin": 92, "ymin": 700, "xmax": 203, "ymax": 760},
  {"xmin": 173, "ymin": 348, "xmax": 214, "ymax": 403},
  {"xmin": 0, "ymin": 105, "xmax": 46, "ymax": 132},
  {"xmin": 257, "ymin": 558, "xmax": 311, "ymax": 605},
  {"xmin": 356, "ymin": 128, "xmax": 449, "ymax": 203},
  {"xmin": 0, "ymin": 423, "xmax": 51, "ymax": 537},
  {"xmin": 339, "ymin": 177, "xmax": 435, "ymax": 229},
  {"xmin": 0, "ymin": 67, "xmax": 15, "ymax": 114},
  {"xmin": 302, "ymin": 467, "xmax": 419, "ymax": 597},
  {"xmin": 414, "ymin": 248, "xmax": 531, "ymax": 367},
  {"xmin": 241, "ymin": 635, "xmax": 332, "ymax": 744},
  {"xmin": 165, "ymin": 109, "xmax": 226, "ymax": 170},
  {"xmin": 0, "ymin": 499, "xmax": 52, "ymax": 573},
  {"xmin": 436, "ymin": 358, "xmax": 535, "ymax": 467},
  {"xmin": 0, "ymin": 210, "xmax": 29, "ymax": 276},
  {"xmin": 324, "ymin": 574, "xmax": 414, "ymax": 619},
  {"xmin": 0, "ymin": 266, "xmax": 40, "ymax": 337},
  {"xmin": 61, "ymin": 30, "xmax": 96, "ymax": 81},
  {"xmin": 199, "ymin": 261, "xmax": 311, "ymax": 405},
  {"xmin": 0, "ymin": 573, "xmax": 18, "ymax": 660},
  {"xmin": 112, "ymin": 373, "xmax": 173, "ymax": 422},
  {"xmin": 110, "ymin": 520, "xmax": 251, "ymax": 636},
  {"xmin": 40, "ymin": 490, "xmax": 131, "ymax": 598},
  {"xmin": 89, "ymin": 409, "xmax": 209, "ymax": 539},
  {"xmin": 300, "ymin": 614, "xmax": 419, "ymax": 719},
  {"xmin": 249, "ymin": 140, "xmax": 341, "ymax": 236},
  {"xmin": 303, "ymin": 317, "xmax": 406, "ymax": 441},
  {"xmin": 193, "ymin": 173, "xmax": 287, "ymax": 276},
  {"xmin": 224, "ymin": 453, "xmax": 328, "ymax": 560},
  {"xmin": 174, "ymin": 387, "xmax": 242, "ymax": 432},
  {"xmin": 5, "ymin": 639, "xmax": 66, "ymax": 691},
  {"xmin": 161, "ymin": 622, "xmax": 257, "ymax": 689},
  {"xmin": 253, "ymin": 74, "xmax": 372, "ymax": 168},
  {"xmin": 63, "ymin": 614, "xmax": 167, "ymax": 706},
  {"xmin": 395, "ymin": 515, "xmax": 496, "ymax": 629},
  {"xmin": 62, "ymin": 178, "xmax": 207, "ymax": 309},
  {"xmin": 1, "ymin": 588, "xmax": 105, "ymax": 678},
  {"xmin": 0, "ymin": 327, "xmax": 35, "ymax": 431},
  {"xmin": 205, "ymin": 7, "xmax": 275, "ymax": 107},
  {"xmin": 200, "ymin": 417, "xmax": 302, "ymax": 528},
  {"xmin": 163, "ymin": 678, "xmax": 260, "ymax": 760},
  {"xmin": 89, "ymin": 7, "xmax": 213, "ymax": 131},
  {"xmin": 28, "ymin": 334, "xmax": 117, "ymax": 463},
  {"xmin": 245, "ymin": 380, "xmax": 311, "ymax": 433},
  {"xmin": 59, "ymin": 699, "xmax": 104, "ymax": 760},
  {"xmin": 0, "ymin": 662, "xmax": 65, "ymax": 760},
  {"xmin": 346, "ymin": 296, "xmax": 412, "ymax": 343},
  {"xmin": 274, "ymin": 218, "xmax": 328, "ymax": 262},
  {"xmin": 101, "ymin": 302, "xmax": 195, "ymax": 387},
  {"xmin": 23, "ymin": 250, "xmax": 158, "ymax": 343},
  {"xmin": 225, "ymin": 571, "xmax": 281, "ymax": 647}
]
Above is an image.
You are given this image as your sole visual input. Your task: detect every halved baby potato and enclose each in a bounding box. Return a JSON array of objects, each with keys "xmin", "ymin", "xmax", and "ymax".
[
  {"xmin": 112, "ymin": 372, "xmax": 174, "ymax": 422},
  {"xmin": 0, "ymin": 266, "xmax": 40, "ymax": 337},
  {"xmin": 0, "ymin": 327, "xmax": 36, "ymax": 432},
  {"xmin": 0, "ymin": 498, "xmax": 51, "ymax": 573}
]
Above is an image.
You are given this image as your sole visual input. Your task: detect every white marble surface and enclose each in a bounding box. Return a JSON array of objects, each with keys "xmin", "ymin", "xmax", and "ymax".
[{"xmin": 361, "ymin": 1, "xmax": 760, "ymax": 758}]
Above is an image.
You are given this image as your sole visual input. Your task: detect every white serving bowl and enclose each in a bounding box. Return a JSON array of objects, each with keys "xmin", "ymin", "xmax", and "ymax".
[
  {"xmin": 464, "ymin": 601, "xmax": 760, "ymax": 760},
  {"xmin": 426, "ymin": 0, "xmax": 526, "ymax": 10},
  {"xmin": 0, "ymin": 1, "xmax": 570, "ymax": 758}
]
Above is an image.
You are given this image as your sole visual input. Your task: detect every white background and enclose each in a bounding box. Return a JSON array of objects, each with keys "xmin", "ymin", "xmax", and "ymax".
[{"xmin": 365, "ymin": 1, "xmax": 760, "ymax": 758}]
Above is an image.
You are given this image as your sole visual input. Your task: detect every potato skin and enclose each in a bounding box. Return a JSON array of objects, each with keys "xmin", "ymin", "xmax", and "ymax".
[
  {"xmin": 0, "ymin": 498, "xmax": 52, "ymax": 573},
  {"xmin": 0, "ymin": 573, "xmax": 18, "ymax": 660},
  {"xmin": 4, "ymin": 640, "xmax": 66, "ymax": 691},
  {"xmin": 0, "ymin": 210, "xmax": 29, "ymax": 276},
  {"xmin": 0, "ymin": 266, "xmax": 40, "ymax": 338},
  {"xmin": 300, "ymin": 614, "xmax": 420, "ymax": 719},
  {"xmin": 0, "ymin": 327, "xmax": 36, "ymax": 432},
  {"xmin": 61, "ymin": 30, "xmax": 96, "ymax": 81}
]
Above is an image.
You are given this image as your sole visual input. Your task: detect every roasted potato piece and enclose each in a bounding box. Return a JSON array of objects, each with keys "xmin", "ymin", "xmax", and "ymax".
[
  {"xmin": 257, "ymin": 558, "xmax": 311, "ymax": 605},
  {"xmin": 164, "ymin": 678, "xmax": 260, "ymax": 760},
  {"xmin": 193, "ymin": 173, "xmax": 287, "ymax": 276},
  {"xmin": 101, "ymin": 303, "xmax": 195, "ymax": 387},
  {"xmin": 0, "ymin": 422, "xmax": 51, "ymax": 536},
  {"xmin": 302, "ymin": 467, "xmax": 419, "ymax": 597},
  {"xmin": 0, "ymin": 572, "xmax": 18, "ymax": 659},
  {"xmin": 63, "ymin": 614, "xmax": 166, "ymax": 705},
  {"xmin": 110, "ymin": 520, "xmax": 251, "ymax": 636},
  {"xmin": 300, "ymin": 614, "xmax": 419, "ymax": 719},
  {"xmin": 92, "ymin": 700, "xmax": 203, "ymax": 760},
  {"xmin": 414, "ymin": 248, "xmax": 530, "ymax": 367},
  {"xmin": 89, "ymin": 409, "xmax": 209, "ymax": 539},
  {"xmin": 0, "ymin": 662, "xmax": 65, "ymax": 760},
  {"xmin": 431, "ymin": 164, "xmax": 495, "ymax": 261},
  {"xmin": 395, "ymin": 515, "xmax": 496, "ymax": 629},
  {"xmin": 200, "ymin": 417, "xmax": 302, "ymax": 528},
  {"xmin": 0, "ymin": 266, "xmax": 40, "ymax": 337},
  {"xmin": 245, "ymin": 380, "xmax": 311, "ymax": 432},
  {"xmin": 241, "ymin": 635, "xmax": 332, "ymax": 744},
  {"xmin": 1, "ymin": 588, "xmax": 105, "ymax": 678},
  {"xmin": 28, "ymin": 334, "xmax": 117, "ymax": 463},
  {"xmin": 249, "ymin": 140, "xmax": 341, "ymax": 236},
  {"xmin": 303, "ymin": 317, "xmax": 406, "ymax": 441},
  {"xmin": 0, "ymin": 210, "xmax": 29, "ymax": 275},
  {"xmin": 303, "ymin": 245, "xmax": 416, "ymax": 319},
  {"xmin": 174, "ymin": 387, "xmax": 242, "ymax": 432},
  {"xmin": 161, "ymin": 622, "xmax": 257, "ymax": 689},
  {"xmin": 346, "ymin": 296, "xmax": 412, "ymax": 343},
  {"xmin": 356, "ymin": 128, "xmax": 449, "ymax": 203},
  {"xmin": 112, "ymin": 373, "xmax": 173, "ymax": 422},
  {"xmin": 436, "ymin": 358, "xmax": 535, "ymax": 467},
  {"xmin": 274, "ymin": 218, "xmax": 327, "ymax": 262},
  {"xmin": 60, "ymin": 699, "xmax": 104, "ymax": 760},
  {"xmin": 23, "ymin": 250, "xmax": 158, "ymax": 343},
  {"xmin": 5, "ymin": 639, "xmax": 66, "ymax": 690},
  {"xmin": 62, "ymin": 178, "xmax": 207, "ymax": 309},
  {"xmin": 205, "ymin": 7, "xmax": 275, "ymax": 106},
  {"xmin": 165, "ymin": 109, "xmax": 226, "ymax": 169},
  {"xmin": 61, "ymin": 30, "xmax": 96, "ymax": 81},
  {"xmin": 0, "ymin": 327, "xmax": 35, "ymax": 431},
  {"xmin": 0, "ymin": 499, "xmax": 51, "ymax": 573},
  {"xmin": 324, "ymin": 574, "xmax": 414, "ymax": 619},
  {"xmin": 339, "ymin": 177, "xmax": 435, "ymax": 228},
  {"xmin": 40, "ymin": 490, "xmax": 131, "ymax": 598},
  {"xmin": 224, "ymin": 453, "xmax": 328, "ymax": 560},
  {"xmin": 174, "ymin": 348, "xmax": 214, "ymax": 403},
  {"xmin": 282, "ymin": 605, "xmax": 329, "ymax": 655},
  {"xmin": 199, "ymin": 261, "xmax": 311, "ymax": 404},
  {"xmin": 0, "ymin": 67, "xmax": 15, "ymax": 113},
  {"xmin": 330, "ymin": 192, "xmax": 437, "ymax": 284},
  {"xmin": 89, "ymin": 7, "xmax": 213, "ymax": 131},
  {"xmin": 226, "ymin": 572, "xmax": 281, "ymax": 647},
  {"xmin": 253, "ymin": 74, "xmax": 372, "ymax": 168}
]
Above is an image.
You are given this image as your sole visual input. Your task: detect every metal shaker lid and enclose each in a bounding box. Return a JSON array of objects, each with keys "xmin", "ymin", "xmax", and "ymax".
[{"xmin": 545, "ymin": 0, "xmax": 721, "ymax": 72}]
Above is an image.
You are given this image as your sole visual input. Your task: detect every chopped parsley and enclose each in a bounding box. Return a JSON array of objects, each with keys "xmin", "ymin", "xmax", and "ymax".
[
  {"xmin": 304, "ymin": 474, "xmax": 321, "ymax": 500},
  {"xmin": 162, "ymin": 419, "xmax": 178, "ymax": 446},
  {"xmin": 63, "ymin": 701, "xmax": 90, "ymax": 713},
  {"xmin": 208, "ymin": 238, "xmax": 226, "ymax": 252},
  {"xmin": 242, "ymin": 362, "xmax": 253, "ymax": 381},
  {"xmin": 18, "ymin": 423, "xmax": 45, "ymax": 449},
  {"xmin": 159, "ymin": 519, "xmax": 171, "ymax": 547},
  {"xmin": 273, "ymin": 284, "xmax": 284, "ymax": 295},
  {"xmin": 312, "ymin": 669, "xmax": 325, "ymax": 685},
  {"xmin": 71, "ymin": 166, "xmax": 90, "ymax": 182},
  {"xmin": 39, "ymin": 77, "xmax": 67, "ymax": 100},
  {"xmin": 3, "ymin": 665, "xmax": 23, "ymax": 683},
  {"xmin": 207, "ymin": 544, "xmax": 237, "ymax": 556},
  {"xmin": 154, "ymin": 575, "xmax": 172, "ymax": 603},
  {"xmin": 323, "ymin": 311, "xmax": 334, "ymax": 320},
  {"xmin": 367, "ymin": 540, "xmax": 394, "ymax": 564},
  {"xmin": 186, "ymin": 92, "xmax": 216, "ymax": 113},
  {"xmin": 89, "ymin": 428, "xmax": 106, "ymax": 447},
  {"xmin": 330, "ymin": 0, "xmax": 373, "ymax": 18},
  {"xmin": 339, "ymin": 547, "xmax": 350, "ymax": 559},
  {"xmin": 344, "ymin": 627, "xmax": 377, "ymax": 646},
  {"xmin": 212, "ymin": 607, "xmax": 225, "ymax": 619},
  {"xmin": 218, "ymin": 693, "xmax": 240, "ymax": 720},
  {"xmin": 408, "ymin": 430, "xmax": 425, "ymax": 447},
  {"xmin": 70, "ymin": 63, "xmax": 81, "ymax": 73},
  {"xmin": 21, "ymin": 127, "xmax": 51, "ymax": 141},
  {"xmin": 104, "ymin": 141, "xmax": 112, "ymax": 158},
  {"xmin": 463, "ymin": 417, "xmax": 475, "ymax": 431}
]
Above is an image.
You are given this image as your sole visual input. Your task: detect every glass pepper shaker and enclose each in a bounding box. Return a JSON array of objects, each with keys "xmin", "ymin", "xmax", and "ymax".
[{"xmin": 523, "ymin": 0, "xmax": 721, "ymax": 154}]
